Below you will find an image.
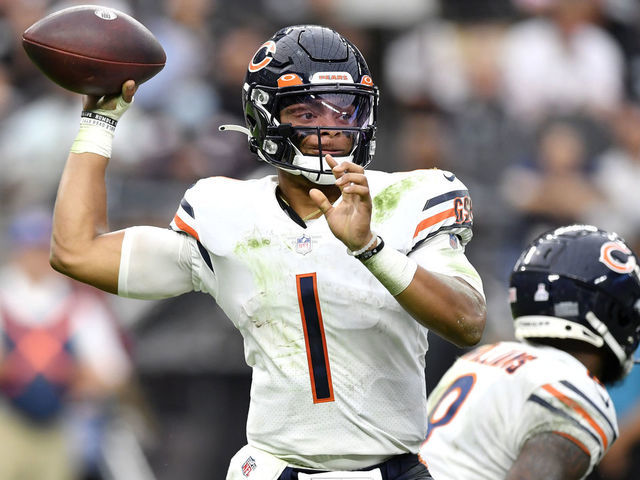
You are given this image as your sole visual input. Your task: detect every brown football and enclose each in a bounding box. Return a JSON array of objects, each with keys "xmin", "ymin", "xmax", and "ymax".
[{"xmin": 22, "ymin": 5, "xmax": 166, "ymax": 96}]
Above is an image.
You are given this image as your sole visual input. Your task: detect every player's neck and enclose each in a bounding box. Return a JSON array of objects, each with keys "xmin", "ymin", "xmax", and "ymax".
[
  {"xmin": 277, "ymin": 170, "xmax": 340, "ymax": 221},
  {"xmin": 571, "ymin": 350, "xmax": 605, "ymax": 382}
]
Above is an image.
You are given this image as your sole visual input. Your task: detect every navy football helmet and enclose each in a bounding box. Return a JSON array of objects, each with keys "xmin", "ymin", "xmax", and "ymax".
[
  {"xmin": 509, "ymin": 225, "xmax": 640, "ymax": 382},
  {"xmin": 221, "ymin": 25, "xmax": 378, "ymax": 185}
]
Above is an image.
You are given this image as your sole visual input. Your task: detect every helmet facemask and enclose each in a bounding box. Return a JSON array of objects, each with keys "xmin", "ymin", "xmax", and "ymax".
[
  {"xmin": 247, "ymin": 85, "xmax": 377, "ymax": 184},
  {"xmin": 232, "ymin": 25, "xmax": 379, "ymax": 183}
]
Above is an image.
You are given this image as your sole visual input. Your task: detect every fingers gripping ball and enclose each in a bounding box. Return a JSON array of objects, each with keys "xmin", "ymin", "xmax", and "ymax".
[
  {"xmin": 71, "ymin": 93, "xmax": 133, "ymax": 158},
  {"xmin": 22, "ymin": 5, "xmax": 165, "ymax": 95}
]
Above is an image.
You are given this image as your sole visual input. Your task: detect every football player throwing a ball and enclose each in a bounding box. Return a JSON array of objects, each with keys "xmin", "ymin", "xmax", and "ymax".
[{"xmin": 50, "ymin": 25, "xmax": 486, "ymax": 479}]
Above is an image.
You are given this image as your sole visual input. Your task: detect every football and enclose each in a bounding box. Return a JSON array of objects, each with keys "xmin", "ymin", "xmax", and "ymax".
[{"xmin": 22, "ymin": 5, "xmax": 166, "ymax": 96}]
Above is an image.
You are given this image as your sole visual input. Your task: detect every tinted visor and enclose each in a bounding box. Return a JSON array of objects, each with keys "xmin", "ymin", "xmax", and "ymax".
[
  {"xmin": 275, "ymin": 92, "xmax": 372, "ymax": 158},
  {"xmin": 276, "ymin": 92, "xmax": 373, "ymax": 129}
]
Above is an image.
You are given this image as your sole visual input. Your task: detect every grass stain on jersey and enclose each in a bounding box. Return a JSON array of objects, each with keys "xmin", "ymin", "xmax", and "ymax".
[
  {"xmin": 440, "ymin": 248, "xmax": 481, "ymax": 279},
  {"xmin": 372, "ymin": 177, "xmax": 419, "ymax": 223},
  {"xmin": 234, "ymin": 235, "xmax": 276, "ymax": 328},
  {"xmin": 233, "ymin": 234, "xmax": 304, "ymax": 359}
]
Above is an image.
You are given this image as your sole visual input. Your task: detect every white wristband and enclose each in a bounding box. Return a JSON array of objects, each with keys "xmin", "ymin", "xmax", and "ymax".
[
  {"xmin": 362, "ymin": 246, "xmax": 418, "ymax": 296},
  {"xmin": 70, "ymin": 95, "xmax": 133, "ymax": 158},
  {"xmin": 347, "ymin": 231, "xmax": 378, "ymax": 257}
]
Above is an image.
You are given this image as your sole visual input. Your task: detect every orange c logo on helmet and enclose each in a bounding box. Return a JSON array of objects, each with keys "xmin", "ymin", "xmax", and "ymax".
[
  {"xmin": 599, "ymin": 241, "xmax": 637, "ymax": 274},
  {"xmin": 248, "ymin": 41, "xmax": 276, "ymax": 72}
]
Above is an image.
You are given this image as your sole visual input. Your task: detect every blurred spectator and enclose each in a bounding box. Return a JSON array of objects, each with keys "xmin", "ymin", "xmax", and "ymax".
[
  {"xmin": 133, "ymin": 22, "xmax": 269, "ymax": 182},
  {"xmin": 393, "ymin": 109, "xmax": 453, "ymax": 172},
  {"xmin": 0, "ymin": 86, "xmax": 79, "ymax": 217},
  {"xmin": 501, "ymin": 0, "xmax": 625, "ymax": 124},
  {"xmin": 319, "ymin": 0, "xmax": 436, "ymax": 29},
  {"xmin": 212, "ymin": 22, "xmax": 271, "ymax": 117},
  {"xmin": 0, "ymin": 208, "xmax": 135, "ymax": 480},
  {"xmin": 440, "ymin": 0, "xmax": 516, "ymax": 22},
  {"xmin": 0, "ymin": 65, "xmax": 21, "ymax": 120},
  {"xmin": 135, "ymin": 0, "xmax": 218, "ymax": 127},
  {"xmin": 599, "ymin": 0, "xmax": 640, "ymax": 100},
  {"xmin": 449, "ymin": 23, "xmax": 526, "ymax": 188},
  {"xmin": 500, "ymin": 118, "xmax": 604, "ymax": 247},
  {"xmin": 590, "ymin": 102, "xmax": 640, "ymax": 243},
  {"xmin": 383, "ymin": 19, "xmax": 469, "ymax": 111},
  {"xmin": 1, "ymin": 0, "xmax": 51, "ymax": 97},
  {"xmin": 133, "ymin": 292, "xmax": 251, "ymax": 479},
  {"xmin": 448, "ymin": 24, "xmax": 531, "ymax": 342}
]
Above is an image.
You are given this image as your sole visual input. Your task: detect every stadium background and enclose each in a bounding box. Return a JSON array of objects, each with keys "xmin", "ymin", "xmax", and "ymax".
[{"xmin": 1, "ymin": 0, "xmax": 640, "ymax": 478}]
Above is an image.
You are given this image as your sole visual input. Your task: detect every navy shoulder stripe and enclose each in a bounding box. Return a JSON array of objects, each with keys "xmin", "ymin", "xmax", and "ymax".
[
  {"xmin": 560, "ymin": 380, "xmax": 617, "ymax": 442},
  {"xmin": 197, "ymin": 240, "xmax": 214, "ymax": 273},
  {"xmin": 528, "ymin": 394, "xmax": 602, "ymax": 451},
  {"xmin": 181, "ymin": 198, "xmax": 195, "ymax": 218},
  {"xmin": 423, "ymin": 189, "xmax": 468, "ymax": 211}
]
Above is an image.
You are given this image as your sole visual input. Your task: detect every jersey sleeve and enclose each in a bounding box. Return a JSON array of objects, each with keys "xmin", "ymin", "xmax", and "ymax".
[
  {"xmin": 410, "ymin": 234, "xmax": 484, "ymax": 297},
  {"xmin": 411, "ymin": 170, "xmax": 474, "ymax": 250},
  {"xmin": 118, "ymin": 226, "xmax": 213, "ymax": 299},
  {"xmin": 517, "ymin": 378, "xmax": 618, "ymax": 474}
]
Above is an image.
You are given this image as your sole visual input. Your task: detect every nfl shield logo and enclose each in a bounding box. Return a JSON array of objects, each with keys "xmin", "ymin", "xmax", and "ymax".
[
  {"xmin": 295, "ymin": 234, "xmax": 313, "ymax": 255},
  {"xmin": 449, "ymin": 234, "xmax": 459, "ymax": 249},
  {"xmin": 241, "ymin": 456, "xmax": 257, "ymax": 477}
]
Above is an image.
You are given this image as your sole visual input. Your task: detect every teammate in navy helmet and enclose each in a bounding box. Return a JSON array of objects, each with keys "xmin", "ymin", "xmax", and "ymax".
[{"xmin": 421, "ymin": 225, "xmax": 640, "ymax": 480}]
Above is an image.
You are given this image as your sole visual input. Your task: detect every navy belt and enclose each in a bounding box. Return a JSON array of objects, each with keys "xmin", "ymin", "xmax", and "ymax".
[{"xmin": 277, "ymin": 454, "xmax": 431, "ymax": 480}]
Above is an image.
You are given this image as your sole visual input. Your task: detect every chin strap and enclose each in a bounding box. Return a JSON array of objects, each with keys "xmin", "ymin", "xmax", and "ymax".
[
  {"xmin": 219, "ymin": 124, "xmax": 251, "ymax": 136},
  {"xmin": 585, "ymin": 311, "xmax": 633, "ymax": 375}
]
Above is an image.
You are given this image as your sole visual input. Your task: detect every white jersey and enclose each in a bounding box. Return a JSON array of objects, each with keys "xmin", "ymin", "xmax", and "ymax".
[
  {"xmin": 419, "ymin": 341, "xmax": 618, "ymax": 480},
  {"xmin": 159, "ymin": 168, "xmax": 483, "ymax": 470}
]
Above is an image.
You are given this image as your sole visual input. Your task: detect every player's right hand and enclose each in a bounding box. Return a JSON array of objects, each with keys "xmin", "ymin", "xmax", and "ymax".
[
  {"xmin": 309, "ymin": 154, "xmax": 374, "ymax": 253},
  {"xmin": 82, "ymin": 80, "xmax": 137, "ymax": 119}
]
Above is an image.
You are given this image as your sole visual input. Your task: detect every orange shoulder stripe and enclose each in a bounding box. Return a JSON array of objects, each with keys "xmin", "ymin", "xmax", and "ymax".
[
  {"xmin": 542, "ymin": 384, "xmax": 608, "ymax": 449},
  {"xmin": 553, "ymin": 431, "xmax": 591, "ymax": 456},
  {"xmin": 173, "ymin": 214, "xmax": 199, "ymax": 241},
  {"xmin": 413, "ymin": 208, "xmax": 455, "ymax": 239}
]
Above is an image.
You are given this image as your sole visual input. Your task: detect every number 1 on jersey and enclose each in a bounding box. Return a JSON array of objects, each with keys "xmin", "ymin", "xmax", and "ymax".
[{"xmin": 296, "ymin": 273, "xmax": 335, "ymax": 403}]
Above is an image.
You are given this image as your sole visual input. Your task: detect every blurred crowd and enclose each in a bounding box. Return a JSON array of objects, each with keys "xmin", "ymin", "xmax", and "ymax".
[{"xmin": 2, "ymin": 0, "xmax": 640, "ymax": 479}]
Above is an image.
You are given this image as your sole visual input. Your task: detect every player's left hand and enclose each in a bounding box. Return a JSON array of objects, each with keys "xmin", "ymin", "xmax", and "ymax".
[{"xmin": 309, "ymin": 155, "xmax": 374, "ymax": 252}]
